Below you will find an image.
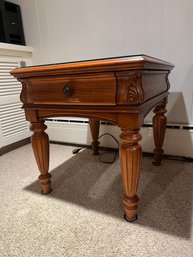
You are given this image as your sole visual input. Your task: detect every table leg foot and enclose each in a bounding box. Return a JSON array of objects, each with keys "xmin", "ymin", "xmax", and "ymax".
[
  {"xmin": 39, "ymin": 173, "xmax": 52, "ymax": 195},
  {"xmin": 41, "ymin": 189, "xmax": 52, "ymax": 195},
  {"xmin": 123, "ymin": 195, "xmax": 139, "ymax": 221},
  {"xmin": 124, "ymin": 213, "xmax": 138, "ymax": 222}
]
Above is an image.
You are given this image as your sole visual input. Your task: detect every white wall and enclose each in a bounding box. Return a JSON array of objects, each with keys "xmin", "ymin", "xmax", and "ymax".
[{"xmin": 17, "ymin": 0, "xmax": 193, "ymax": 125}]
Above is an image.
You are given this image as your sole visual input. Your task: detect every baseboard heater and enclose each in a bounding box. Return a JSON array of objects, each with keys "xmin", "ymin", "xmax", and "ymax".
[
  {"xmin": 46, "ymin": 118, "xmax": 193, "ymax": 131},
  {"xmin": 45, "ymin": 118, "xmax": 193, "ymax": 158}
]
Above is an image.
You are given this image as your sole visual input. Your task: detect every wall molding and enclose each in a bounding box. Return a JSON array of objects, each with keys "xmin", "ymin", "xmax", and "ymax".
[
  {"xmin": 0, "ymin": 43, "xmax": 33, "ymax": 58},
  {"xmin": 0, "ymin": 137, "xmax": 30, "ymax": 156}
]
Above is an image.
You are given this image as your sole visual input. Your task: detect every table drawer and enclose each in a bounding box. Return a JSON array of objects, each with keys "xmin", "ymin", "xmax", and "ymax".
[{"xmin": 27, "ymin": 73, "xmax": 116, "ymax": 105}]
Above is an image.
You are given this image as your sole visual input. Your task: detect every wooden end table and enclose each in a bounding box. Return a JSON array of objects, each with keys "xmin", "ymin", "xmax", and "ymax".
[{"xmin": 11, "ymin": 55, "xmax": 174, "ymax": 222}]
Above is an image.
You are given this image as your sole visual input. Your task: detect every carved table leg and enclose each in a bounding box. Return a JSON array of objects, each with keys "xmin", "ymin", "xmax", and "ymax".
[
  {"xmin": 30, "ymin": 120, "xmax": 52, "ymax": 194},
  {"xmin": 119, "ymin": 128, "xmax": 142, "ymax": 221},
  {"xmin": 153, "ymin": 103, "xmax": 167, "ymax": 166},
  {"xmin": 89, "ymin": 118, "xmax": 100, "ymax": 155}
]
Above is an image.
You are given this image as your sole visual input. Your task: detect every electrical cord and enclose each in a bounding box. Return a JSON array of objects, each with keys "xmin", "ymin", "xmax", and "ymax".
[
  {"xmin": 97, "ymin": 133, "xmax": 119, "ymax": 163},
  {"xmin": 72, "ymin": 148, "xmax": 84, "ymax": 154},
  {"xmin": 72, "ymin": 133, "xmax": 119, "ymax": 164}
]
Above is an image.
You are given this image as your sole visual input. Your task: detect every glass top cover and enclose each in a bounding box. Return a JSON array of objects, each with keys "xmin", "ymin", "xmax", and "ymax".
[{"xmin": 24, "ymin": 54, "xmax": 146, "ymax": 68}]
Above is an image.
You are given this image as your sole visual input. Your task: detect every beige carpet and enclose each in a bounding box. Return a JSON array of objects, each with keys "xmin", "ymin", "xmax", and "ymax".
[{"xmin": 0, "ymin": 143, "xmax": 193, "ymax": 257}]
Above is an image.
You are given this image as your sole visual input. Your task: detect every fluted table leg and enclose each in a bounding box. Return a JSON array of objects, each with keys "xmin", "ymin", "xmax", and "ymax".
[
  {"xmin": 89, "ymin": 118, "xmax": 100, "ymax": 155},
  {"xmin": 153, "ymin": 103, "xmax": 167, "ymax": 166},
  {"xmin": 119, "ymin": 128, "xmax": 142, "ymax": 221},
  {"xmin": 30, "ymin": 120, "xmax": 52, "ymax": 194}
]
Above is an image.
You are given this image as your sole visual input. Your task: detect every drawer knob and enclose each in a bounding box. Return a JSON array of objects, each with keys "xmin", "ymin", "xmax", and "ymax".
[{"xmin": 63, "ymin": 85, "xmax": 73, "ymax": 96}]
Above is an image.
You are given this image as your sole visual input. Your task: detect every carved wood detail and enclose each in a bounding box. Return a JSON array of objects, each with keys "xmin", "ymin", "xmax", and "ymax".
[
  {"xmin": 127, "ymin": 71, "xmax": 144, "ymax": 104},
  {"xmin": 116, "ymin": 71, "xmax": 144, "ymax": 105}
]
